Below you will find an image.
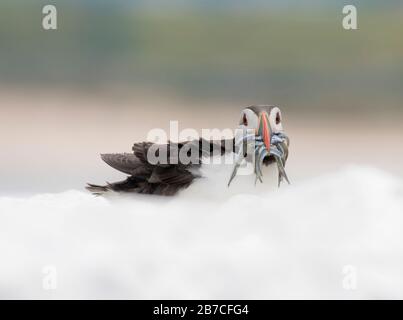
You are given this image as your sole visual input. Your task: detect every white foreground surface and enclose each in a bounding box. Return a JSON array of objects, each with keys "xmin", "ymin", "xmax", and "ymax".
[{"xmin": 0, "ymin": 166, "xmax": 402, "ymax": 299}]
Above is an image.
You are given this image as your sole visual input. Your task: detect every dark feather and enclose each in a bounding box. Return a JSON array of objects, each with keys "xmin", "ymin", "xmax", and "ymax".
[
  {"xmin": 101, "ymin": 153, "xmax": 150, "ymax": 176},
  {"xmin": 88, "ymin": 138, "xmax": 234, "ymax": 196}
]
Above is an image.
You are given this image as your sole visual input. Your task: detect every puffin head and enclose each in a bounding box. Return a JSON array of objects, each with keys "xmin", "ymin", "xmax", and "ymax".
[
  {"xmin": 228, "ymin": 105, "xmax": 290, "ymax": 187},
  {"xmin": 238, "ymin": 105, "xmax": 285, "ymax": 149}
]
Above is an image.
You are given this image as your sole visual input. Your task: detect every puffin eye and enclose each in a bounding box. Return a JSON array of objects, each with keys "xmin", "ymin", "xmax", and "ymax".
[
  {"xmin": 275, "ymin": 112, "xmax": 281, "ymax": 125},
  {"xmin": 242, "ymin": 114, "xmax": 248, "ymax": 126}
]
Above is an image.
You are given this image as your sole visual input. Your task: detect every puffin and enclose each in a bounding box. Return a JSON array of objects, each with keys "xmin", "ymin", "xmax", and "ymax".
[{"xmin": 86, "ymin": 105, "xmax": 290, "ymax": 196}]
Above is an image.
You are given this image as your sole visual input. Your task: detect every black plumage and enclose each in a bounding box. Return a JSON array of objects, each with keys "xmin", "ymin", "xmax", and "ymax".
[{"xmin": 86, "ymin": 139, "xmax": 234, "ymax": 196}]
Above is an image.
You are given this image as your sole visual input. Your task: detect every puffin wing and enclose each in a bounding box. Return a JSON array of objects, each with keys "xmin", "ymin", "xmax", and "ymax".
[
  {"xmin": 101, "ymin": 153, "xmax": 149, "ymax": 176},
  {"xmin": 90, "ymin": 139, "xmax": 235, "ymax": 196}
]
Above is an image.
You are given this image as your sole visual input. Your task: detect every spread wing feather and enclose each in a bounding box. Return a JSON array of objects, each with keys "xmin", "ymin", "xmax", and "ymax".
[
  {"xmin": 87, "ymin": 138, "xmax": 234, "ymax": 196},
  {"xmin": 100, "ymin": 153, "xmax": 149, "ymax": 176}
]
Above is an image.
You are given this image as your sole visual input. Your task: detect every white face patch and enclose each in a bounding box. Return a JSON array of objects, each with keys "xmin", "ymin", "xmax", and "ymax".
[
  {"xmin": 238, "ymin": 108, "xmax": 259, "ymax": 131},
  {"xmin": 269, "ymin": 107, "xmax": 283, "ymax": 133}
]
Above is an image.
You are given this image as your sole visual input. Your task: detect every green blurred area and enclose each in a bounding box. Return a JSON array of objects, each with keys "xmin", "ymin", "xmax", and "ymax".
[{"xmin": 0, "ymin": 1, "xmax": 402, "ymax": 113}]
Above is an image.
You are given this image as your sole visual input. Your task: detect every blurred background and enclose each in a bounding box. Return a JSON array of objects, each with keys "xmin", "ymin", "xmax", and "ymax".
[{"xmin": 0, "ymin": 0, "xmax": 402, "ymax": 194}]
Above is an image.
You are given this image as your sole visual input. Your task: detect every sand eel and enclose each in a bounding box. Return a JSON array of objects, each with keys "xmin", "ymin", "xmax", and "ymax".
[{"xmin": 87, "ymin": 105, "xmax": 290, "ymax": 196}]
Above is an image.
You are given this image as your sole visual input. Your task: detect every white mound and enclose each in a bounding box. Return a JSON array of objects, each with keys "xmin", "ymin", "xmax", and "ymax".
[{"xmin": 0, "ymin": 166, "xmax": 402, "ymax": 299}]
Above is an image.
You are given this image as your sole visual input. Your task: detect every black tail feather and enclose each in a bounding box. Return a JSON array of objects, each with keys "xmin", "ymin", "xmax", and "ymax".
[{"xmin": 86, "ymin": 183, "xmax": 110, "ymax": 195}]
